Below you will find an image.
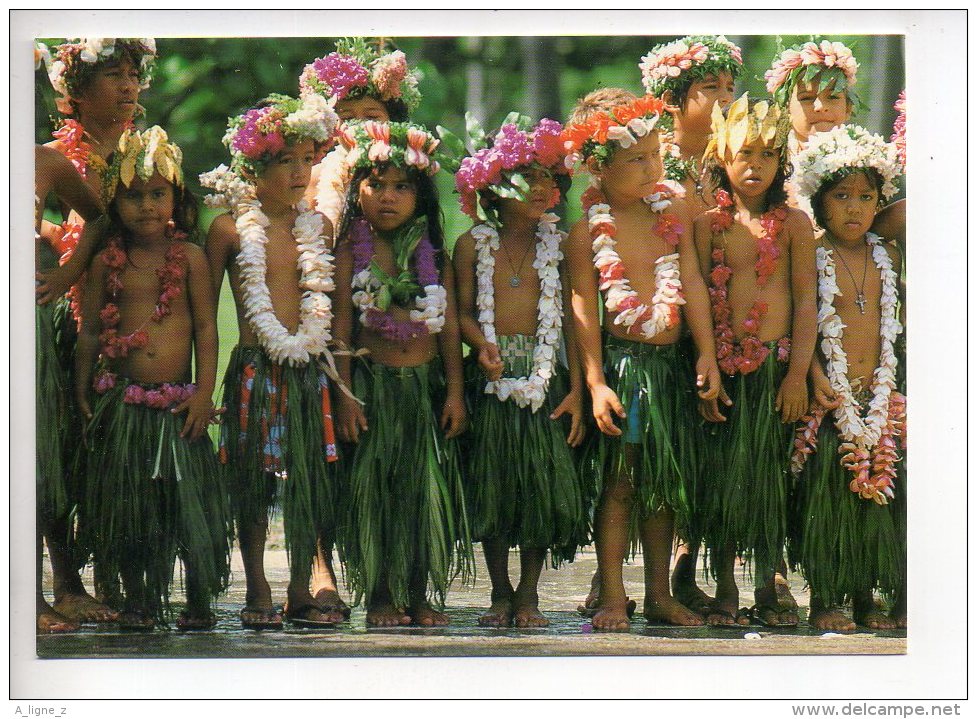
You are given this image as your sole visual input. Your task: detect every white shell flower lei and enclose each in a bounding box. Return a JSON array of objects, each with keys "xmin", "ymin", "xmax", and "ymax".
[
  {"xmin": 588, "ymin": 198, "xmax": 685, "ymax": 340},
  {"xmin": 313, "ymin": 142, "xmax": 350, "ymax": 231},
  {"xmin": 817, "ymin": 234, "xmax": 902, "ymax": 452},
  {"xmin": 472, "ymin": 213, "xmax": 564, "ymax": 412}
]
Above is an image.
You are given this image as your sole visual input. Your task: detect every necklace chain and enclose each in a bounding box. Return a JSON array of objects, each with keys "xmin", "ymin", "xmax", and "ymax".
[
  {"xmin": 497, "ymin": 231, "xmax": 534, "ymax": 288},
  {"xmin": 827, "ymin": 236, "xmax": 870, "ymax": 313}
]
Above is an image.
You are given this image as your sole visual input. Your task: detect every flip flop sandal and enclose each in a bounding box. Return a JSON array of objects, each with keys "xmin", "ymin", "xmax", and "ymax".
[
  {"xmin": 118, "ymin": 610, "xmax": 155, "ymax": 632},
  {"xmin": 240, "ymin": 606, "xmax": 283, "ymax": 630},
  {"xmin": 285, "ymin": 605, "xmax": 339, "ymax": 628},
  {"xmin": 176, "ymin": 611, "xmax": 218, "ymax": 632},
  {"xmin": 703, "ymin": 606, "xmax": 751, "ymax": 628},
  {"xmin": 747, "ymin": 604, "xmax": 799, "ymax": 628},
  {"xmin": 577, "ymin": 598, "xmax": 637, "ymax": 618}
]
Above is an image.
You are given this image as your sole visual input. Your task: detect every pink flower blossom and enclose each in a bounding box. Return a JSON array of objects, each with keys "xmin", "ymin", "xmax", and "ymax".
[
  {"xmin": 311, "ymin": 53, "xmax": 369, "ymax": 101},
  {"xmin": 371, "ymin": 50, "xmax": 407, "ymax": 100}
]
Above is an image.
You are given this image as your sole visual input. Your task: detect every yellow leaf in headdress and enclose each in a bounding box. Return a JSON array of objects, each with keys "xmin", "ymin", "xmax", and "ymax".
[
  {"xmin": 141, "ymin": 127, "xmax": 164, "ymax": 182},
  {"xmin": 725, "ymin": 94, "xmax": 750, "ymax": 157},
  {"xmin": 155, "ymin": 149, "xmax": 174, "ymax": 184},
  {"xmin": 710, "ymin": 101, "xmax": 726, "ymax": 161},
  {"xmin": 118, "ymin": 130, "xmax": 143, "ymax": 189}
]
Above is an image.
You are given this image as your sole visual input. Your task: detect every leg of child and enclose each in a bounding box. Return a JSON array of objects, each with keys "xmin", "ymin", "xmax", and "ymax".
[
  {"xmin": 592, "ymin": 470, "xmax": 634, "ymax": 631},
  {"xmin": 852, "ymin": 589, "xmax": 897, "ymax": 631},
  {"xmin": 478, "ymin": 538, "xmax": 514, "ymax": 627},
  {"xmin": 408, "ymin": 568, "xmax": 450, "ymax": 627},
  {"xmin": 671, "ymin": 542, "xmax": 713, "ymax": 615},
  {"xmin": 808, "ymin": 594, "xmax": 856, "ymax": 632},
  {"xmin": 640, "ymin": 508, "xmax": 703, "ymax": 626},
  {"xmin": 889, "ymin": 586, "xmax": 906, "ymax": 629},
  {"xmin": 311, "ymin": 533, "xmax": 350, "ymax": 619},
  {"xmin": 512, "ymin": 547, "xmax": 548, "ymax": 628},
  {"xmin": 706, "ymin": 543, "xmax": 749, "ymax": 626},
  {"xmin": 36, "ymin": 531, "xmax": 78, "ymax": 633},
  {"xmin": 753, "ymin": 557, "xmax": 799, "ymax": 627},
  {"xmin": 118, "ymin": 562, "xmax": 153, "ymax": 631},
  {"xmin": 285, "ymin": 547, "xmax": 342, "ymax": 626},
  {"xmin": 366, "ymin": 571, "xmax": 411, "ymax": 627},
  {"xmin": 177, "ymin": 562, "xmax": 217, "ymax": 631},
  {"xmin": 47, "ymin": 516, "xmax": 116, "ymax": 623},
  {"xmin": 238, "ymin": 517, "xmax": 282, "ymax": 628}
]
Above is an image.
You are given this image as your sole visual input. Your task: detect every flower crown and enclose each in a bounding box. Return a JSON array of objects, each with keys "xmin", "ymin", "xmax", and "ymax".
[
  {"xmin": 794, "ymin": 124, "xmax": 902, "ymax": 203},
  {"xmin": 45, "ymin": 38, "xmax": 156, "ymax": 115},
  {"xmin": 704, "ymin": 93, "xmax": 788, "ymax": 164},
  {"xmin": 299, "ymin": 37, "xmax": 421, "ymax": 112},
  {"xmin": 105, "ymin": 125, "xmax": 184, "ymax": 199},
  {"xmin": 437, "ymin": 113, "xmax": 568, "ymax": 221},
  {"xmin": 562, "ymin": 95, "xmax": 671, "ymax": 168},
  {"xmin": 765, "ymin": 39, "xmax": 858, "ymax": 107},
  {"xmin": 340, "ymin": 120, "xmax": 441, "ymax": 177},
  {"xmin": 891, "ymin": 90, "xmax": 906, "ymax": 168},
  {"xmin": 222, "ymin": 93, "xmax": 339, "ymax": 177},
  {"xmin": 640, "ymin": 35, "xmax": 743, "ymax": 98}
]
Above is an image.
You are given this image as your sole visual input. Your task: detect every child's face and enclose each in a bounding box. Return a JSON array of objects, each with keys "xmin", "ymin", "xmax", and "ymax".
[
  {"xmin": 597, "ymin": 132, "xmax": 663, "ymax": 202},
  {"xmin": 73, "ymin": 57, "xmax": 142, "ymax": 125},
  {"xmin": 723, "ymin": 139, "xmax": 781, "ymax": 202},
  {"xmin": 255, "ymin": 139, "xmax": 316, "ymax": 207},
  {"xmin": 357, "ymin": 165, "xmax": 418, "ymax": 233},
  {"xmin": 788, "ymin": 75, "xmax": 851, "ymax": 142},
  {"xmin": 337, "ymin": 96, "xmax": 391, "ymax": 123},
  {"xmin": 498, "ymin": 166, "xmax": 558, "ymax": 221},
  {"xmin": 115, "ymin": 173, "xmax": 175, "ymax": 240},
  {"xmin": 820, "ymin": 171, "xmax": 879, "ymax": 243},
  {"xmin": 680, "ymin": 71, "xmax": 736, "ymax": 133}
]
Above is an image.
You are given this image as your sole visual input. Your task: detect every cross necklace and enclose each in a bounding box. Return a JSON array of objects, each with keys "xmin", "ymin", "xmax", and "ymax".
[{"xmin": 829, "ymin": 238, "xmax": 870, "ymax": 313}]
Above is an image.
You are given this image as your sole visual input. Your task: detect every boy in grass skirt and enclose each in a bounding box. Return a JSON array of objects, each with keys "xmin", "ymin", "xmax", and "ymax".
[
  {"xmin": 203, "ymin": 94, "xmax": 343, "ymax": 629},
  {"xmin": 693, "ymin": 95, "xmax": 818, "ymax": 627},
  {"xmin": 332, "ymin": 121, "xmax": 472, "ymax": 627},
  {"xmin": 563, "ymin": 90, "xmax": 723, "ymax": 630},
  {"xmin": 447, "ymin": 114, "xmax": 587, "ymax": 627},
  {"xmin": 75, "ymin": 127, "xmax": 231, "ymax": 630},
  {"xmin": 787, "ymin": 125, "xmax": 906, "ymax": 631}
]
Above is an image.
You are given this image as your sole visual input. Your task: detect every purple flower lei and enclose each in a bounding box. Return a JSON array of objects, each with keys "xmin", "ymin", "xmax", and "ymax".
[{"xmin": 352, "ymin": 218, "xmax": 441, "ymax": 342}]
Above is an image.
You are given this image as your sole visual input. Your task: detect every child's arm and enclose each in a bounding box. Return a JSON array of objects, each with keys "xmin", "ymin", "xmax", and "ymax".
[
  {"xmin": 566, "ymin": 218, "xmax": 625, "ymax": 436},
  {"xmin": 332, "ymin": 238, "xmax": 368, "ymax": 443},
  {"xmin": 871, "ymin": 198, "xmax": 906, "ymax": 253},
  {"xmin": 35, "ymin": 216, "xmax": 108, "ymax": 306},
  {"xmin": 692, "ymin": 213, "xmax": 730, "ymax": 423},
  {"xmin": 36, "ymin": 145, "xmax": 102, "ymax": 222},
  {"xmin": 452, "ymin": 229, "xmax": 503, "ymax": 381},
  {"xmin": 175, "ymin": 245, "xmax": 219, "ymax": 441},
  {"xmin": 74, "ymin": 254, "xmax": 109, "ymax": 423},
  {"xmin": 778, "ymin": 209, "xmax": 819, "ymax": 423},
  {"xmin": 437, "ymin": 258, "xmax": 467, "ymax": 439},
  {"xmin": 809, "ymin": 354, "xmax": 839, "ymax": 411},
  {"xmin": 549, "ymin": 252, "xmax": 585, "ymax": 447},
  {"xmin": 204, "ymin": 213, "xmax": 237, "ymax": 297}
]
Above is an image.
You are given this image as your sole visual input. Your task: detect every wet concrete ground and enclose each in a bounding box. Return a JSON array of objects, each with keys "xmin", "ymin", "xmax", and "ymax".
[{"xmin": 39, "ymin": 537, "xmax": 905, "ymax": 658}]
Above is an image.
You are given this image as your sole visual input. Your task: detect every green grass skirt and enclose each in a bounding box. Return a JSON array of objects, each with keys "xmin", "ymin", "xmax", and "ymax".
[
  {"xmin": 219, "ymin": 345, "xmax": 339, "ymax": 574},
  {"xmin": 82, "ymin": 379, "xmax": 232, "ymax": 622},
  {"xmin": 462, "ymin": 335, "xmax": 588, "ymax": 564},
  {"xmin": 342, "ymin": 358, "xmax": 473, "ymax": 609},
  {"xmin": 584, "ymin": 336, "xmax": 699, "ymax": 542},
  {"xmin": 37, "ymin": 302, "xmax": 67, "ymax": 520},
  {"xmin": 787, "ymin": 420, "xmax": 905, "ymax": 605},
  {"xmin": 702, "ymin": 347, "xmax": 793, "ymax": 585}
]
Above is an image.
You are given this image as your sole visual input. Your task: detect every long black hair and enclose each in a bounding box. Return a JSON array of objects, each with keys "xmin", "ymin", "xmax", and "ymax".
[
  {"xmin": 107, "ymin": 179, "xmax": 199, "ymax": 245},
  {"xmin": 810, "ymin": 167, "xmax": 884, "ymax": 230}
]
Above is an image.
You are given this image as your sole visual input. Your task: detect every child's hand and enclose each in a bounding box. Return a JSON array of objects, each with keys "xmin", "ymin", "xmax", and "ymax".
[
  {"xmin": 35, "ymin": 267, "xmax": 71, "ymax": 306},
  {"xmin": 477, "ymin": 343, "xmax": 504, "ymax": 382},
  {"xmin": 591, "ymin": 384, "xmax": 625, "ymax": 437},
  {"xmin": 76, "ymin": 388, "xmax": 93, "ymax": 423},
  {"xmin": 776, "ymin": 375, "xmax": 808, "ymax": 423},
  {"xmin": 175, "ymin": 392, "xmax": 214, "ymax": 441},
  {"xmin": 440, "ymin": 394, "xmax": 467, "ymax": 439},
  {"xmin": 551, "ymin": 390, "xmax": 585, "ymax": 447},
  {"xmin": 811, "ymin": 374, "xmax": 840, "ymax": 411},
  {"xmin": 698, "ymin": 386, "xmax": 732, "ymax": 423},
  {"xmin": 337, "ymin": 394, "xmax": 368, "ymax": 444},
  {"xmin": 695, "ymin": 356, "xmax": 723, "ymax": 401}
]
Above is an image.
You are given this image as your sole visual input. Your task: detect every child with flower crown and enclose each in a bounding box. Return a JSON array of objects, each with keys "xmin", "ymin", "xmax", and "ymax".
[
  {"xmin": 203, "ymin": 93, "xmax": 342, "ymax": 629},
  {"xmin": 694, "ymin": 95, "xmax": 818, "ymax": 627},
  {"xmin": 75, "ymin": 127, "xmax": 231, "ymax": 630},
  {"xmin": 332, "ymin": 120, "xmax": 471, "ymax": 627},
  {"xmin": 36, "ymin": 36, "xmax": 157, "ymax": 627},
  {"xmin": 563, "ymin": 89, "xmax": 722, "ymax": 631},
  {"xmin": 447, "ymin": 114, "xmax": 587, "ymax": 628},
  {"xmin": 640, "ymin": 35, "xmax": 742, "ymax": 219},
  {"xmin": 788, "ymin": 125, "xmax": 906, "ymax": 631}
]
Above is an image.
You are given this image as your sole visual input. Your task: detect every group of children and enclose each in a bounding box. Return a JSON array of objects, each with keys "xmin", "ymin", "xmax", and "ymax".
[{"xmin": 34, "ymin": 34, "xmax": 907, "ymax": 635}]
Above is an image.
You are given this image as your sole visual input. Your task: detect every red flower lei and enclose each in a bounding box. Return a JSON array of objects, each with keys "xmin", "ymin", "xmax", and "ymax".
[
  {"xmin": 52, "ymin": 119, "xmax": 93, "ymax": 178},
  {"xmin": 708, "ymin": 189, "xmax": 790, "ymax": 375},
  {"xmin": 97, "ymin": 237, "xmax": 187, "ymax": 360}
]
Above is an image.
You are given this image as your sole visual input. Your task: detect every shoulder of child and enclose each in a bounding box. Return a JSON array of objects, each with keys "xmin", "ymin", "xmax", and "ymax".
[
  {"xmin": 784, "ymin": 206, "xmax": 814, "ymax": 236},
  {"xmin": 881, "ymin": 238, "xmax": 902, "ymax": 271},
  {"xmin": 568, "ymin": 216, "xmax": 589, "ymax": 242},
  {"xmin": 207, "ymin": 212, "xmax": 239, "ymax": 242}
]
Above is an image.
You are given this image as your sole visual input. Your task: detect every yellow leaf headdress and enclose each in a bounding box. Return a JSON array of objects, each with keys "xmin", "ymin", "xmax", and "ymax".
[
  {"xmin": 107, "ymin": 125, "xmax": 184, "ymax": 198},
  {"xmin": 704, "ymin": 93, "xmax": 787, "ymax": 164}
]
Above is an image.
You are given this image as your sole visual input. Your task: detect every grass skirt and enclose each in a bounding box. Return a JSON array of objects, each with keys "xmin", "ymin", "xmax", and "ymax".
[
  {"xmin": 585, "ymin": 336, "xmax": 699, "ymax": 540},
  {"xmin": 788, "ymin": 420, "xmax": 904, "ymax": 605},
  {"xmin": 82, "ymin": 379, "xmax": 232, "ymax": 622},
  {"xmin": 219, "ymin": 345, "xmax": 339, "ymax": 574},
  {"xmin": 343, "ymin": 358, "xmax": 473, "ymax": 609},
  {"xmin": 462, "ymin": 335, "xmax": 587, "ymax": 564},
  {"xmin": 37, "ymin": 302, "xmax": 67, "ymax": 520},
  {"xmin": 703, "ymin": 346, "xmax": 793, "ymax": 585}
]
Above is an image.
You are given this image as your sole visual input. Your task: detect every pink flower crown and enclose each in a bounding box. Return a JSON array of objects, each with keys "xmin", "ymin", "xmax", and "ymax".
[
  {"xmin": 340, "ymin": 121, "xmax": 441, "ymax": 177},
  {"xmin": 765, "ymin": 40, "xmax": 858, "ymax": 104}
]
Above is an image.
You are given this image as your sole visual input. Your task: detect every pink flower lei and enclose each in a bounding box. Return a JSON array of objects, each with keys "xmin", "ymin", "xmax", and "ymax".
[
  {"xmin": 93, "ymin": 369, "xmax": 197, "ymax": 410},
  {"xmin": 708, "ymin": 189, "xmax": 791, "ymax": 375},
  {"xmin": 765, "ymin": 40, "xmax": 858, "ymax": 104},
  {"xmin": 891, "ymin": 90, "xmax": 906, "ymax": 168}
]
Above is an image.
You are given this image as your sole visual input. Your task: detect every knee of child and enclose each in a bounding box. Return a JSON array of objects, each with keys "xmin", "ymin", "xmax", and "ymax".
[{"xmin": 602, "ymin": 476, "xmax": 636, "ymax": 506}]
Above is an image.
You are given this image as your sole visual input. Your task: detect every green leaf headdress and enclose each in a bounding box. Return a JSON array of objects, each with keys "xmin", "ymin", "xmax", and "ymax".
[{"xmin": 765, "ymin": 38, "xmax": 860, "ymax": 109}]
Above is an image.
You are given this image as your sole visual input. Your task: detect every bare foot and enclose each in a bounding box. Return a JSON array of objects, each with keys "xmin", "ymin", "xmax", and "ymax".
[
  {"xmin": 118, "ymin": 609, "xmax": 155, "ymax": 631},
  {"xmin": 37, "ymin": 600, "xmax": 79, "ymax": 634},
  {"xmin": 366, "ymin": 603, "xmax": 410, "ymax": 627},
  {"xmin": 592, "ymin": 601, "xmax": 631, "ymax": 631},
  {"xmin": 853, "ymin": 593, "xmax": 897, "ymax": 631},
  {"xmin": 644, "ymin": 596, "xmax": 705, "ymax": 626},
  {"xmin": 314, "ymin": 588, "xmax": 351, "ymax": 620},
  {"xmin": 753, "ymin": 573, "xmax": 799, "ymax": 627},
  {"xmin": 577, "ymin": 574, "xmax": 637, "ymax": 617},
  {"xmin": 672, "ymin": 577, "xmax": 714, "ymax": 616},
  {"xmin": 53, "ymin": 592, "xmax": 119, "ymax": 624},
  {"xmin": 809, "ymin": 603, "xmax": 856, "ymax": 633},
  {"xmin": 512, "ymin": 591, "xmax": 549, "ymax": 628},
  {"xmin": 409, "ymin": 602, "xmax": 450, "ymax": 627},
  {"xmin": 478, "ymin": 594, "xmax": 514, "ymax": 628},
  {"xmin": 176, "ymin": 611, "xmax": 217, "ymax": 631}
]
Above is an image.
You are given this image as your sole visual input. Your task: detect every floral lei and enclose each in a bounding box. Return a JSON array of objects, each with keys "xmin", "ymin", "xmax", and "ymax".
[
  {"xmin": 708, "ymin": 189, "xmax": 791, "ymax": 375},
  {"xmin": 586, "ymin": 184, "xmax": 685, "ymax": 341},
  {"xmin": 765, "ymin": 40, "xmax": 858, "ymax": 107},
  {"xmin": 891, "ymin": 90, "xmax": 906, "ymax": 168},
  {"xmin": 561, "ymin": 95, "xmax": 670, "ymax": 168},
  {"xmin": 351, "ymin": 218, "xmax": 447, "ymax": 342},
  {"xmin": 472, "ymin": 214, "xmax": 564, "ymax": 412},
  {"xmin": 790, "ymin": 235, "xmax": 905, "ymax": 505},
  {"xmin": 639, "ymin": 35, "xmax": 743, "ymax": 98}
]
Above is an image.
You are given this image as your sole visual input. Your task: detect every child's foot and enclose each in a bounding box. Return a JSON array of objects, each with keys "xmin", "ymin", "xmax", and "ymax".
[
  {"xmin": 672, "ymin": 581, "xmax": 714, "ymax": 617},
  {"xmin": 512, "ymin": 590, "xmax": 548, "ymax": 628},
  {"xmin": 752, "ymin": 573, "xmax": 799, "ymax": 627},
  {"xmin": 592, "ymin": 600, "xmax": 631, "ymax": 631},
  {"xmin": 314, "ymin": 588, "xmax": 351, "ymax": 620},
  {"xmin": 286, "ymin": 586, "xmax": 344, "ymax": 626},
  {"xmin": 853, "ymin": 594, "xmax": 898, "ymax": 631},
  {"xmin": 53, "ymin": 592, "xmax": 119, "ymax": 624},
  {"xmin": 37, "ymin": 602, "xmax": 79, "ymax": 634},
  {"xmin": 577, "ymin": 574, "xmax": 637, "ymax": 618},
  {"xmin": 643, "ymin": 596, "xmax": 705, "ymax": 626},
  {"xmin": 176, "ymin": 610, "xmax": 218, "ymax": 632},
  {"xmin": 478, "ymin": 594, "xmax": 514, "ymax": 628},
  {"xmin": 240, "ymin": 606, "xmax": 283, "ymax": 630},
  {"xmin": 118, "ymin": 610, "xmax": 155, "ymax": 632},
  {"xmin": 809, "ymin": 605, "xmax": 856, "ymax": 632},
  {"xmin": 704, "ymin": 586, "xmax": 749, "ymax": 626},
  {"xmin": 366, "ymin": 603, "xmax": 411, "ymax": 627},
  {"xmin": 889, "ymin": 595, "xmax": 907, "ymax": 629},
  {"xmin": 409, "ymin": 601, "xmax": 450, "ymax": 627}
]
